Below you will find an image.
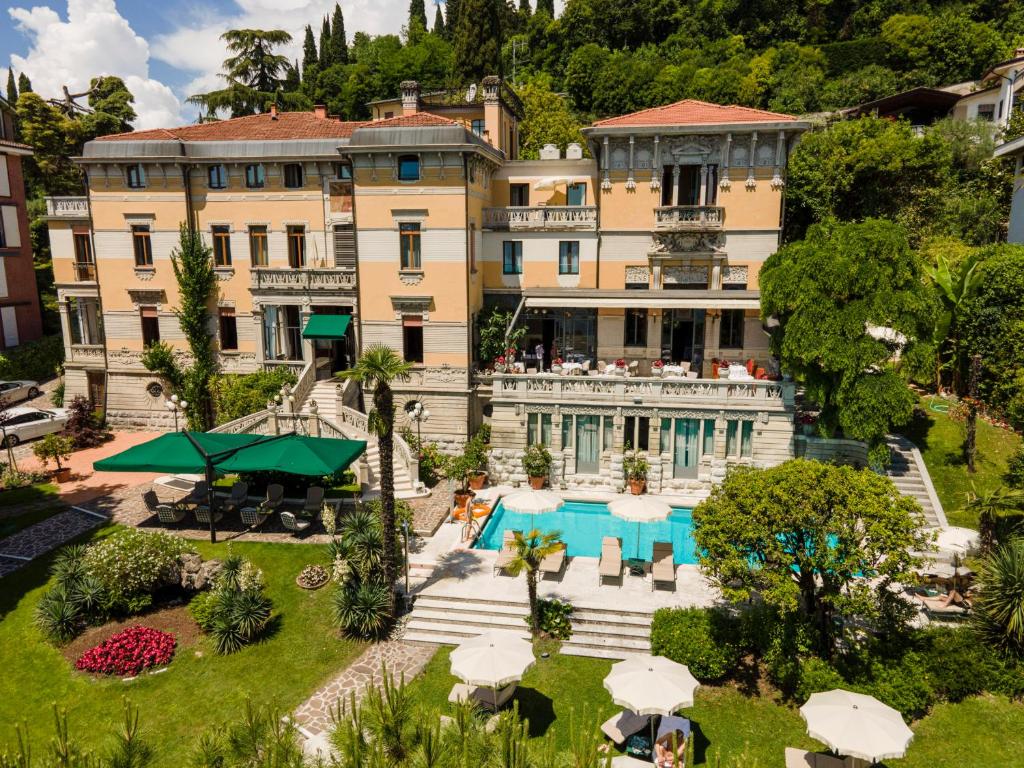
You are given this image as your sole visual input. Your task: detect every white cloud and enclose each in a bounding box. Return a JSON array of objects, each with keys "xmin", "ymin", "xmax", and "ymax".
[{"xmin": 7, "ymin": 0, "xmax": 184, "ymax": 130}]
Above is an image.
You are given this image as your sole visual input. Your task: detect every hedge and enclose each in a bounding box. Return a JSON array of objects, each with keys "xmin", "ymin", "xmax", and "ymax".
[
  {"xmin": 0, "ymin": 335, "xmax": 64, "ymax": 383},
  {"xmin": 650, "ymin": 607, "xmax": 740, "ymax": 681}
]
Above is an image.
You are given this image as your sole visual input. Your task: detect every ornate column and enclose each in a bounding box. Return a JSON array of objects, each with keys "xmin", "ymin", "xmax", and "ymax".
[
  {"xmin": 626, "ymin": 135, "xmax": 636, "ymax": 190},
  {"xmin": 58, "ymin": 297, "xmax": 73, "ymax": 359},
  {"xmin": 771, "ymin": 130, "xmax": 786, "ymax": 189},
  {"xmin": 252, "ymin": 306, "xmax": 266, "ymax": 367},
  {"xmin": 301, "ymin": 302, "xmax": 314, "ymax": 365},
  {"xmin": 746, "ymin": 131, "xmax": 757, "ymax": 189},
  {"xmin": 720, "ymin": 132, "xmax": 732, "ymax": 190},
  {"xmin": 651, "ymin": 135, "xmax": 661, "ymax": 189},
  {"xmin": 710, "ymin": 263, "xmax": 722, "ymax": 290},
  {"xmin": 671, "ymin": 164, "xmax": 680, "ymax": 206},
  {"xmin": 698, "ymin": 164, "xmax": 709, "ymax": 206},
  {"xmin": 602, "ymin": 136, "xmax": 611, "ymax": 190}
]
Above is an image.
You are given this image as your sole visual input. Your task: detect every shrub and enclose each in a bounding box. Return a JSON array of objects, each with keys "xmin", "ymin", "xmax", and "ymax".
[
  {"xmin": 0, "ymin": 335, "xmax": 64, "ymax": 382},
  {"xmin": 212, "ymin": 368, "xmax": 297, "ymax": 426},
  {"xmin": 189, "ymin": 591, "xmax": 219, "ymax": 633},
  {"xmin": 51, "ymin": 380, "xmax": 64, "ymax": 407},
  {"xmin": 75, "ymin": 626, "xmax": 175, "ymax": 676},
  {"xmin": 35, "ymin": 586, "xmax": 83, "ymax": 644},
  {"xmin": 82, "ymin": 529, "xmax": 194, "ymax": 613},
  {"xmin": 1005, "ymin": 446, "xmax": 1024, "ymax": 489},
  {"xmin": 333, "ymin": 581, "xmax": 392, "ymax": 638},
  {"xmin": 1, "ymin": 466, "xmax": 46, "ymax": 489},
  {"xmin": 63, "ymin": 395, "xmax": 107, "ymax": 449},
  {"xmin": 795, "ymin": 657, "xmax": 846, "ymax": 702},
  {"xmin": 971, "ymin": 537, "xmax": 1024, "ymax": 657},
  {"xmin": 650, "ymin": 607, "xmax": 741, "ymax": 681},
  {"xmin": 530, "ymin": 598, "xmax": 573, "ymax": 640},
  {"xmin": 195, "ymin": 555, "xmax": 274, "ymax": 654},
  {"xmin": 852, "ymin": 653, "xmax": 936, "ymax": 721},
  {"xmin": 33, "ymin": 433, "xmax": 73, "ymax": 471},
  {"xmin": 922, "ymin": 627, "xmax": 1024, "ymax": 702},
  {"xmin": 521, "ymin": 444, "xmax": 552, "ymax": 479}
]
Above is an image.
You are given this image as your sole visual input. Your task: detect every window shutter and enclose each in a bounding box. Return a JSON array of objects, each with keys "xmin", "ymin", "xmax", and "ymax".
[
  {"xmin": 1, "ymin": 306, "xmax": 18, "ymax": 347},
  {"xmin": 0, "ymin": 157, "xmax": 9, "ymax": 197},
  {"xmin": 333, "ymin": 224, "xmax": 356, "ymax": 268},
  {"xmin": 0, "ymin": 206, "xmax": 19, "ymax": 248}
]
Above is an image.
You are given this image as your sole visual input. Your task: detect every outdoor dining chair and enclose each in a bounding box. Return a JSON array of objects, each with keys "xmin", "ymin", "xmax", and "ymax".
[
  {"xmin": 303, "ymin": 486, "xmax": 325, "ymax": 515},
  {"xmin": 142, "ymin": 490, "xmax": 186, "ymax": 525},
  {"xmin": 194, "ymin": 505, "xmax": 223, "ymax": 525},
  {"xmin": 260, "ymin": 483, "xmax": 285, "ymax": 514},
  {"xmin": 281, "ymin": 510, "xmax": 312, "ymax": 535},
  {"xmin": 222, "ymin": 481, "xmax": 249, "ymax": 514}
]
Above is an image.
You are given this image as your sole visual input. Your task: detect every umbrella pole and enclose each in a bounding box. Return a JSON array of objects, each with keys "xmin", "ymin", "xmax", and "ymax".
[{"xmin": 205, "ymin": 459, "xmax": 217, "ymax": 544}]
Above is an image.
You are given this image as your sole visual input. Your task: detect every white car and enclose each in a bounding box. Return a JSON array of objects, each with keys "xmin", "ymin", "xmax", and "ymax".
[
  {"xmin": 0, "ymin": 380, "xmax": 41, "ymax": 404},
  {"xmin": 0, "ymin": 407, "xmax": 70, "ymax": 447}
]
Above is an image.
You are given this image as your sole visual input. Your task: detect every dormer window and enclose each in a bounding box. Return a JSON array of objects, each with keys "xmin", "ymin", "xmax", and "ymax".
[
  {"xmin": 397, "ymin": 155, "xmax": 420, "ymax": 182},
  {"xmin": 208, "ymin": 165, "xmax": 227, "ymax": 189},
  {"xmin": 125, "ymin": 164, "xmax": 146, "ymax": 189},
  {"xmin": 283, "ymin": 163, "xmax": 304, "ymax": 188}
]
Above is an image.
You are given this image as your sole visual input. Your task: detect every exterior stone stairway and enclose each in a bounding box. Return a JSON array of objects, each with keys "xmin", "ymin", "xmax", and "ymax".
[
  {"xmin": 300, "ymin": 379, "xmax": 426, "ymax": 499},
  {"xmin": 403, "ymin": 594, "xmax": 652, "ymax": 659},
  {"xmin": 885, "ymin": 435, "xmax": 946, "ymax": 529}
]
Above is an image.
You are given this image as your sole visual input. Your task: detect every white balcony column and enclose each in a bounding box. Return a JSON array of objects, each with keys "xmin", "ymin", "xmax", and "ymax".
[
  {"xmin": 720, "ymin": 132, "xmax": 732, "ymax": 189},
  {"xmin": 252, "ymin": 306, "xmax": 266, "ymax": 367},
  {"xmin": 300, "ymin": 302, "xmax": 314, "ymax": 364},
  {"xmin": 747, "ymin": 131, "xmax": 758, "ymax": 189},
  {"xmin": 626, "ymin": 135, "xmax": 636, "ymax": 190},
  {"xmin": 651, "ymin": 135, "xmax": 661, "ymax": 188},
  {"xmin": 671, "ymin": 164, "xmax": 680, "ymax": 206},
  {"xmin": 771, "ymin": 130, "xmax": 786, "ymax": 189},
  {"xmin": 698, "ymin": 164, "xmax": 708, "ymax": 207},
  {"xmin": 602, "ymin": 137, "xmax": 611, "ymax": 190},
  {"xmin": 58, "ymin": 298, "xmax": 74, "ymax": 358}
]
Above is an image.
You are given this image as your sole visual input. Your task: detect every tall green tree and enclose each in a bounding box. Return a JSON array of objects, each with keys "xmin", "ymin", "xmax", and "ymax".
[
  {"xmin": 302, "ymin": 24, "xmax": 318, "ymax": 75},
  {"xmin": 409, "ymin": 0, "xmax": 428, "ymax": 30},
  {"xmin": 505, "ymin": 529, "xmax": 563, "ymax": 634},
  {"xmin": 444, "ymin": 0, "xmax": 461, "ymax": 39},
  {"xmin": 433, "ymin": 2, "xmax": 446, "ymax": 35},
  {"xmin": 452, "ymin": 0, "xmax": 503, "ymax": 81},
  {"xmin": 17, "ymin": 72, "xmax": 32, "ymax": 94},
  {"xmin": 80, "ymin": 76, "xmax": 136, "ymax": 139},
  {"xmin": 188, "ymin": 29, "xmax": 294, "ymax": 117},
  {"xmin": 340, "ymin": 346, "xmax": 413, "ymax": 616},
  {"xmin": 535, "ymin": 0, "xmax": 554, "ymax": 16},
  {"xmin": 760, "ymin": 219, "xmax": 927, "ymax": 450},
  {"xmin": 319, "ymin": 17, "xmax": 332, "ymax": 69},
  {"xmin": 924, "ymin": 249, "xmax": 983, "ymax": 393},
  {"xmin": 5, "ymin": 69, "xmax": 16, "ymax": 106},
  {"xmin": 330, "ymin": 3, "xmax": 349, "ymax": 65},
  {"xmin": 517, "ymin": 76, "xmax": 587, "ymax": 159},
  {"xmin": 15, "ymin": 93, "xmax": 81, "ymax": 195},
  {"xmin": 961, "ymin": 486, "xmax": 1024, "ymax": 555},
  {"xmin": 693, "ymin": 460, "xmax": 927, "ymax": 654}
]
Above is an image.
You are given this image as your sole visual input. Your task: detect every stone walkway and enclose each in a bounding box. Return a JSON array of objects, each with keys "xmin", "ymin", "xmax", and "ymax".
[
  {"xmin": 292, "ymin": 640, "xmax": 438, "ymax": 754},
  {"xmin": 0, "ymin": 506, "xmax": 109, "ymax": 577}
]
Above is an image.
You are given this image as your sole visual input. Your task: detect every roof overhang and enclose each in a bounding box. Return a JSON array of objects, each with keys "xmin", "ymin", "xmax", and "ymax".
[
  {"xmin": 994, "ymin": 134, "xmax": 1024, "ymax": 159},
  {"xmin": 0, "ymin": 142, "xmax": 33, "ymax": 157},
  {"xmin": 515, "ymin": 288, "xmax": 761, "ymax": 311},
  {"xmin": 582, "ymin": 121, "xmax": 810, "ymax": 138},
  {"xmin": 79, "ymin": 138, "xmax": 350, "ymax": 163},
  {"xmin": 840, "ymin": 87, "xmax": 960, "ymax": 118}
]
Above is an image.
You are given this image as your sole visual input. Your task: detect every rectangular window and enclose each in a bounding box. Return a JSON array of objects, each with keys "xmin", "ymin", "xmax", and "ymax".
[
  {"xmin": 558, "ymin": 241, "xmax": 580, "ymax": 275},
  {"xmin": 624, "ymin": 308, "xmax": 647, "ymax": 347},
  {"xmin": 702, "ymin": 419, "xmax": 715, "ymax": 456},
  {"xmin": 660, "ymin": 417, "xmax": 671, "ymax": 454},
  {"xmin": 283, "ymin": 163, "xmax": 304, "ymax": 188},
  {"xmin": 245, "ymin": 164, "xmax": 265, "ymax": 188},
  {"xmin": 73, "ymin": 231, "xmax": 95, "ymax": 280},
  {"xmin": 719, "ymin": 309, "xmax": 745, "ymax": 349},
  {"xmin": 509, "ymin": 183, "xmax": 529, "ymax": 206},
  {"xmin": 977, "ymin": 104, "xmax": 995, "ymax": 121},
  {"xmin": 527, "ymin": 413, "xmax": 553, "ymax": 447},
  {"xmin": 502, "ymin": 241, "xmax": 523, "ymax": 274},
  {"xmin": 249, "ymin": 225, "xmax": 268, "ymax": 266},
  {"xmin": 602, "ymin": 415, "xmax": 614, "ymax": 453},
  {"xmin": 208, "ymin": 165, "xmax": 227, "ymax": 189},
  {"xmin": 469, "ymin": 222, "xmax": 477, "ymax": 273},
  {"xmin": 334, "ymin": 162, "xmax": 352, "ymax": 180},
  {"xmin": 741, "ymin": 421, "xmax": 753, "ymax": 458},
  {"xmin": 400, "ymin": 223, "xmax": 421, "ymax": 270},
  {"xmin": 567, "ymin": 182, "xmax": 586, "ymax": 206},
  {"xmin": 140, "ymin": 306, "xmax": 160, "ymax": 346},
  {"xmin": 126, "ymin": 164, "xmax": 146, "ymax": 188},
  {"xmin": 0, "ymin": 211, "xmax": 5, "ymax": 249},
  {"xmin": 624, "ymin": 416, "xmax": 649, "ymax": 452},
  {"xmin": 132, "ymin": 225, "xmax": 153, "ymax": 267},
  {"xmin": 471, "ymin": 119, "xmax": 485, "ymax": 136},
  {"xmin": 287, "ymin": 225, "xmax": 305, "ymax": 268},
  {"xmin": 219, "ymin": 308, "xmax": 238, "ymax": 351},
  {"xmin": 402, "ymin": 317, "xmax": 423, "ymax": 363},
  {"xmin": 212, "ymin": 225, "xmax": 232, "ymax": 267},
  {"xmin": 561, "ymin": 416, "xmax": 572, "ymax": 449},
  {"xmin": 726, "ymin": 421, "xmax": 738, "ymax": 457},
  {"xmin": 397, "ymin": 155, "xmax": 420, "ymax": 181}
]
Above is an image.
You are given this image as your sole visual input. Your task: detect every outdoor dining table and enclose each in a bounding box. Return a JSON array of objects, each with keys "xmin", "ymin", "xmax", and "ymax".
[
  {"xmin": 661, "ymin": 365, "xmax": 685, "ymax": 377},
  {"xmin": 727, "ymin": 365, "xmax": 754, "ymax": 381}
]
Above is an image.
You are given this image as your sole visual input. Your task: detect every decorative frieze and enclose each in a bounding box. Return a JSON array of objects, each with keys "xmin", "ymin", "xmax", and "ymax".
[
  {"xmin": 663, "ymin": 265, "xmax": 709, "ymax": 286},
  {"xmin": 722, "ymin": 265, "xmax": 749, "ymax": 285},
  {"xmin": 624, "ymin": 265, "xmax": 651, "ymax": 286},
  {"xmin": 650, "ymin": 232, "xmax": 725, "ymax": 256}
]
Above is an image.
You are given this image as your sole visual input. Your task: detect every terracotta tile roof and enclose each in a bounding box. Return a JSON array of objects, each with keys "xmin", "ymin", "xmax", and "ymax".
[
  {"xmin": 591, "ymin": 99, "xmax": 798, "ymax": 127},
  {"xmin": 0, "ymin": 138, "xmax": 33, "ymax": 152},
  {"xmin": 95, "ymin": 112, "xmax": 366, "ymax": 142},
  {"xmin": 361, "ymin": 112, "xmax": 460, "ymax": 128}
]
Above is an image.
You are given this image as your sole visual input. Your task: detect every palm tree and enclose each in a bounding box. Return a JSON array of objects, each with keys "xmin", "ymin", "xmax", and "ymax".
[
  {"xmin": 925, "ymin": 251, "xmax": 982, "ymax": 393},
  {"xmin": 961, "ymin": 485, "xmax": 1024, "ymax": 554},
  {"xmin": 505, "ymin": 529, "xmax": 563, "ymax": 635},
  {"xmin": 341, "ymin": 345, "xmax": 412, "ymax": 615},
  {"xmin": 970, "ymin": 537, "xmax": 1024, "ymax": 656}
]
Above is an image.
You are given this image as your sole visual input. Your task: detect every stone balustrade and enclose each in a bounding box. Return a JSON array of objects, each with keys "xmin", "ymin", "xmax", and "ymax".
[
  {"xmin": 68, "ymin": 344, "xmax": 105, "ymax": 365},
  {"xmin": 483, "ymin": 206, "xmax": 598, "ymax": 231},
  {"xmin": 654, "ymin": 205, "xmax": 724, "ymax": 231},
  {"xmin": 250, "ymin": 267, "xmax": 356, "ymax": 291},
  {"xmin": 45, "ymin": 197, "xmax": 90, "ymax": 217}
]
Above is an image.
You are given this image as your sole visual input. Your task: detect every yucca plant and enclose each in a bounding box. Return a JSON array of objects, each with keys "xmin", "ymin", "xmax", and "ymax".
[
  {"xmin": 50, "ymin": 544, "xmax": 89, "ymax": 590},
  {"xmin": 35, "ymin": 585, "xmax": 82, "ymax": 644},
  {"xmin": 971, "ymin": 537, "xmax": 1024, "ymax": 656},
  {"xmin": 333, "ymin": 581, "xmax": 392, "ymax": 638},
  {"xmin": 210, "ymin": 589, "xmax": 272, "ymax": 655}
]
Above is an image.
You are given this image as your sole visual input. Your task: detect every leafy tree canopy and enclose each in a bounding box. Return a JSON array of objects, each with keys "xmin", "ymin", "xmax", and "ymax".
[{"xmin": 517, "ymin": 75, "xmax": 586, "ymax": 159}]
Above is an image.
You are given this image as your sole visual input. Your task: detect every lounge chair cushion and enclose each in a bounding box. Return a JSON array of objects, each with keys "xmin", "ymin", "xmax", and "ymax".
[
  {"xmin": 601, "ymin": 710, "xmax": 650, "ymax": 743},
  {"xmin": 540, "ymin": 544, "xmax": 566, "ymax": 573},
  {"xmin": 448, "ymin": 682, "xmax": 516, "ymax": 710}
]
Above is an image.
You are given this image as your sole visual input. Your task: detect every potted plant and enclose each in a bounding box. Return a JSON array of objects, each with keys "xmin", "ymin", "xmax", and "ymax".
[
  {"xmin": 494, "ymin": 355, "xmax": 507, "ymax": 374},
  {"xmin": 613, "ymin": 358, "xmax": 627, "ymax": 376},
  {"xmin": 445, "ymin": 453, "xmax": 475, "ymax": 510},
  {"xmin": 622, "ymin": 449, "xmax": 649, "ymax": 495},
  {"xmin": 465, "ymin": 431, "xmax": 490, "ymax": 490},
  {"xmin": 522, "ymin": 444, "xmax": 552, "ymax": 489},
  {"xmin": 33, "ymin": 433, "xmax": 74, "ymax": 482},
  {"xmin": 551, "ymin": 357, "xmax": 564, "ymax": 375},
  {"xmin": 650, "ymin": 360, "xmax": 664, "ymax": 377}
]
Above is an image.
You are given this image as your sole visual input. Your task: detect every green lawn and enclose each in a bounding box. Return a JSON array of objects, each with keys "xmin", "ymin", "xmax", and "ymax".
[
  {"xmin": 0, "ymin": 482, "xmax": 60, "ymax": 509},
  {"xmin": 0, "ymin": 526, "xmax": 365, "ymax": 765},
  {"xmin": 407, "ymin": 646, "xmax": 1024, "ymax": 767},
  {"xmin": 899, "ymin": 399, "xmax": 1021, "ymax": 529}
]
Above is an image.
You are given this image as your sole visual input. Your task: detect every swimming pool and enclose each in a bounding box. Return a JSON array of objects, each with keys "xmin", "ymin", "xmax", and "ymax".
[{"xmin": 474, "ymin": 500, "xmax": 698, "ymax": 563}]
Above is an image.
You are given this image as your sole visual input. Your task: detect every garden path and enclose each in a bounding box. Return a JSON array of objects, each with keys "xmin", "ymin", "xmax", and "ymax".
[
  {"xmin": 0, "ymin": 505, "xmax": 108, "ymax": 576},
  {"xmin": 291, "ymin": 639, "xmax": 438, "ymax": 757}
]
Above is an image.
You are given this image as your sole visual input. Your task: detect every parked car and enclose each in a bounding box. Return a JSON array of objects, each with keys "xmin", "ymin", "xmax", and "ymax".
[
  {"xmin": 0, "ymin": 380, "xmax": 41, "ymax": 404},
  {"xmin": 0, "ymin": 407, "xmax": 70, "ymax": 447}
]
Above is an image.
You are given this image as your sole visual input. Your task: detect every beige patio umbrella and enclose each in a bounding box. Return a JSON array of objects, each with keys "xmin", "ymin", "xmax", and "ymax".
[
  {"xmin": 800, "ymin": 689, "xmax": 914, "ymax": 763},
  {"xmin": 604, "ymin": 655, "xmax": 700, "ymax": 715},
  {"xmin": 609, "ymin": 495, "xmax": 672, "ymax": 560},
  {"xmin": 502, "ymin": 489, "xmax": 564, "ymax": 515},
  {"xmin": 450, "ymin": 630, "xmax": 535, "ymax": 708}
]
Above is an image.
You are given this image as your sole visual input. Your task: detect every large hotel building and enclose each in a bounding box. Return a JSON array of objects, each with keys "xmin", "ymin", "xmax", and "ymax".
[{"xmin": 46, "ymin": 79, "xmax": 815, "ymax": 495}]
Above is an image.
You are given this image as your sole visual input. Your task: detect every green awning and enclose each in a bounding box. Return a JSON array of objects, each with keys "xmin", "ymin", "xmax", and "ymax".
[
  {"xmin": 302, "ymin": 314, "xmax": 352, "ymax": 340},
  {"xmin": 92, "ymin": 432, "xmax": 269, "ymax": 474},
  {"xmin": 218, "ymin": 435, "xmax": 366, "ymax": 477}
]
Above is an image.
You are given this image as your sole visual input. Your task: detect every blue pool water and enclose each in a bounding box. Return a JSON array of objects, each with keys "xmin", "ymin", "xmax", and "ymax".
[{"xmin": 474, "ymin": 500, "xmax": 698, "ymax": 563}]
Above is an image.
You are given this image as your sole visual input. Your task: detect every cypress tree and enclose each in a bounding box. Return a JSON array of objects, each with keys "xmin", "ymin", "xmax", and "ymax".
[
  {"xmin": 5, "ymin": 69, "xmax": 16, "ymax": 106},
  {"xmin": 433, "ymin": 2, "xmax": 445, "ymax": 35},
  {"xmin": 445, "ymin": 0, "xmax": 461, "ymax": 39},
  {"xmin": 330, "ymin": 3, "xmax": 348, "ymax": 65},
  {"xmin": 409, "ymin": 0, "xmax": 428, "ymax": 29},
  {"xmin": 518, "ymin": 0, "xmax": 531, "ymax": 15},
  {"xmin": 302, "ymin": 25, "xmax": 318, "ymax": 74},
  {"xmin": 452, "ymin": 0, "xmax": 502, "ymax": 81},
  {"xmin": 535, "ymin": 0, "xmax": 554, "ymax": 16},
  {"xmin": 18, "ymin": 72, "xmax": 32, "ymax": 94},
  {"xmin": 319, "ymin": 17, "xmax": 331, "ymax": 69}
]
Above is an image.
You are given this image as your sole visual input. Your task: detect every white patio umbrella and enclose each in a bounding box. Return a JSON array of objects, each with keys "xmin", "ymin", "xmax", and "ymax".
[
  {"xmin": 502, "ymin": 489, "xmax": 564, "ymax": 515},
  {"xmin": 935, "ymin": 526, "xmax": 979, "ymax": 555},
  {"xmin": 604, "ymin": 655, "xmax": 701, "ymax": 715},
  {"xmin": 609, "ymin": 495, "xmax": 672, "ymax": 560},
  {"xmin": 800, "ymin": 689, "xmax": 914, "ymax": 763},
  {"xmin": 450, "ymin": 630, "xmax": 535, "ymax": 708}
]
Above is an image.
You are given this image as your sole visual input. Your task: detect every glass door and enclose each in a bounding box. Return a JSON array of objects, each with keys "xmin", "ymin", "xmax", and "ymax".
[
  {"xmin": 673, "ymin": 418, "xmax": 700, "ymax": 479},
  {"xmin": 575, "ymin": 415, "xmax": 601, "ymax": 474}
]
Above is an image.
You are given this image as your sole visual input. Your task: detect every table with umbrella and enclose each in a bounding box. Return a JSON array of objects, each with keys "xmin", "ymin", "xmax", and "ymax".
[
  {"xmin": 501, "ymin": 489, "xmax": 564, "ymax": 516},
  {"xmin": 608, "ymin": 495, "xmax": 673, "ymax": 567},
  {"xmin": 800, "ymin": 689, "xmax": 914, "ymax": 766},
  {"xmin": 449, "ymin": 629, "xmax": 535, "ymax": 710}
]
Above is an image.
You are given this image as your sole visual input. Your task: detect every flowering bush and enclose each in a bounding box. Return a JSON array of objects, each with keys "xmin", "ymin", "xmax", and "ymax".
[
  {"xmin": 297, "ymin": 564, "xmax": 329, "ymax": 589},
  {"xmin": 83, "ymin": 529, "xmax": 194, "ymax": 612},
  {"xmin": 75, "ymin": 626, "xmax": 176, "ymax": 676}
]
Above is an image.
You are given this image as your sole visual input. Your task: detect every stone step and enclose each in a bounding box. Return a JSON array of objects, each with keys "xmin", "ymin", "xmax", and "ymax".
[
  {"xmin": 560, "ymin": 646, "xmax": 641, "ymax": 660},
  {"xmin": 413, "ymin": 597, "xmax": 531, "ymax": 616},
  {"xmin": 419, "ymin": 593, "xmax": 654, "ymax": 620},
  {"xmin": 570, "ymin": 622, "xmax": 651, "ymax": 640},
  {"xmin": 563, "ymin": 634, "xmax": 652, "ymax": 651},
  {"xmin": 404, "ymin": 631, "xmax": 478, "ymax": 646},
  {"xmin": 573, "ymin": 610, "xmax": 652, "ymax": 628},
  {"xmin": 411, "ymin": 611, "xmax": 527, "ymax": 631}
]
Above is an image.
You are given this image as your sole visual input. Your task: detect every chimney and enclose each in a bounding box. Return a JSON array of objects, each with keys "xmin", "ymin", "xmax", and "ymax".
[
  {"xmin": 313, "ymin": 104, "xmax": 327, "ymax": 119},
  {"xmin": 269, "ymin": 103, "xmax": 278, "ymax": 119},
  {"xmin": 400, "ymin": 80, "xmax": 420, "ymax": 116},
  {"xmin": 481, "ymin": 75, "xmax": 502, "ymax": 149}
]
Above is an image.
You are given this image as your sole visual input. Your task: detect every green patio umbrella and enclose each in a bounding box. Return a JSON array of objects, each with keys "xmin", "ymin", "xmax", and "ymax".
[
  {"xmin": 217, "ymin": 434, "xmax": 367, "ymax": 477},
  {"xmin": 92, "ymin": 431, "xmax": 269, "ymax": 474}
]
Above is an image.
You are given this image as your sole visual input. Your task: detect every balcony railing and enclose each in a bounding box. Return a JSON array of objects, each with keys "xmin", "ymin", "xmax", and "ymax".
[
  {"xmin": 654, "ymin": 206, "xmax": 724, "ymax": 231},
  {"xmin": 45, "ymin": 197, "xmax": 89, "ymax": 217},
  {"xmin": 491, "ymin": 372, "xmax": 793, "ymax": 409},
  {"xmin": 74, "ymin": 262, "xmax": 97, "ymax": 282},
  {"xmin": 483, "ymin": 206, "xmax": 598, "ymax": 231},
  {"xmin": 250, "ymin": 268, "xmax": 356, "ymax": 292},
  {"xmin": 68, "ymin": 344, "xmax": 105, "ymax": 365}
]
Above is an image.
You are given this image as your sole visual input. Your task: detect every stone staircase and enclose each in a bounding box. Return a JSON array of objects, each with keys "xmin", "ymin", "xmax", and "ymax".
[
  {"xmin": 886, "ymin": 435, "xmax": 945, "ymax": 529},
  {"xmin": 403, "ymin": 593, "xmax": 652, "ymax": 659},
  {"xmin": 300, "ymin": 379, "xmax": 425, "ymax": 499}
]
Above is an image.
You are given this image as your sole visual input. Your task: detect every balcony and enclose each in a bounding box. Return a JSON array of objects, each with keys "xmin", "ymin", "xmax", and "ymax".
[
  {"xmin": 250, "ymin": 268, "xmax": 356, "ymax": 292},
  {"xmin": 654, "ymin": 206, "xmax": 724, "ymax": 232},
  {"xmin": 73, "ymin": 262, "xmax": 97, "ymax": 282},
  {"xmin": 483, "ymin": 206, "xmax": 598, "ymax": 231},
  {"xmin": 67, "ymin": 344, "xmax": 105, "ymax": 366},
  {"xmin": 45, "ymin": 197, "xmax": 90, "ymax": 218}
]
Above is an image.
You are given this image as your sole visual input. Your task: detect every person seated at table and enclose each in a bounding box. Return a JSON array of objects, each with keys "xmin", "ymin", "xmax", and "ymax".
[{"xmin": 654, "ymin": 716, "xmax": 690, "ymax": 768}]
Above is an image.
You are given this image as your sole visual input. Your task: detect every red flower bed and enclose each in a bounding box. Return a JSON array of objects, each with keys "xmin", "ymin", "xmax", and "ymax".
[{"xmin": 75, "ymin": 626, "xmax": 176, "ymax": 676}]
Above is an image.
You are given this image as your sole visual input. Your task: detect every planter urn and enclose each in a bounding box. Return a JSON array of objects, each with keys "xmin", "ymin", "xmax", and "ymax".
[
  {"xmin": 628, "ymin": 478, "xmax": 646, "ymax": 495},
  {"xmin": 528, "ymin": 475, "xmax": 545, "ymax": 490}
]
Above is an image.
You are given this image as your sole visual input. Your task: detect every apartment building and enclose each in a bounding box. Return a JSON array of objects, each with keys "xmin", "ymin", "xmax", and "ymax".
[
  {"xmin": 0, "ymin": 97, "xmax": 43, "ymax": 350},
  {"xmin": 47, "ymin": 79, "xmax": 814, "ymax": 493}
]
